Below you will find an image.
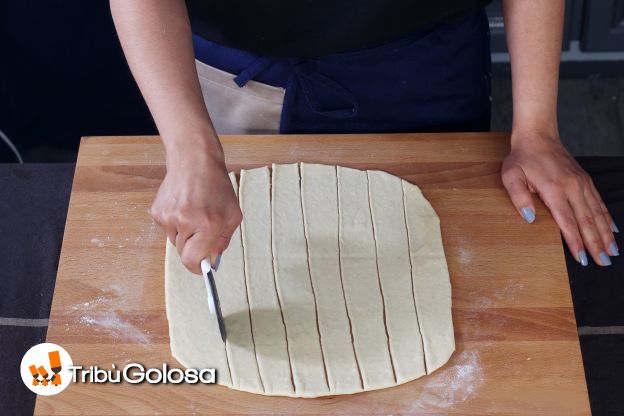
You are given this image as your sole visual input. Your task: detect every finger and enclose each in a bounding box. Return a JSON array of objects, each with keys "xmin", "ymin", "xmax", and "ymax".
[
  {"xmin": 150, "ymin": 206, "xmax": 177, "ymax": 245},
  {"xmin": 588, "ymin": 181, "xmax": 620, "ymax": 236},
  {"xmin": 213, "ymin": 252, "xmax": 223, "ymax": 272},
  {"xmin": 212, "ymin": 237, "xmax": 230, "ymax": 271},
  {"xmin": 215, "ymin": 208, "xmax": 243, "ymax": 255},
  {"xmin": 153, "ymin": 216, "xmax": 176, "ymax": 246},
  {"xmin": 175, "ymin": 231, "xmax": 188, "ymax": 259},
  {"xmin": 502, "ymin": 168, "xmax": 536, "ymax": 223},
  {"xmin": 567, "ymin": 190, "xmax": 612, "ymax": 266},
  {"xmin": 539, "ymin": 190, "xmax": 587, "ymax": 266},
  {"xmin": 164, "ymin": 227, "xmax": 177, "ymax": 246},
  {"xmin": 584, "ymin": 186, "xmax": 619, "ymax": 257},
  {"xmin": 180, "ymin": 230, "xmax": 221, "ymax": 275}
]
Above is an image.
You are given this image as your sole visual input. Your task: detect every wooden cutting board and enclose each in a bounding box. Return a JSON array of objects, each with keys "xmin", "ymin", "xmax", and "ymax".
[{"xmin": 35, "ymin": 133, "xmax": 590, "ymax": 415}]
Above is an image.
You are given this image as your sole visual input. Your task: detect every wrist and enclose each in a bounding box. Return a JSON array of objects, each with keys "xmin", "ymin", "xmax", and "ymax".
[
  {"xmin": 163, "ymin": 127, "xmax": 225, "ymax": 168},
  {"xmin": 510, "ymin": 123, "xmax": 560, "ymax": 149}
]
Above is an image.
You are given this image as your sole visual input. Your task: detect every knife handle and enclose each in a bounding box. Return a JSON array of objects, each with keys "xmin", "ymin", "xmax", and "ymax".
[
  {"xmin": 200, "ymin": 258, "xmax": 212, "ymax": 275},
  {"xmin": 201, "ymin": 258, "xmax": 215, "ymax": 314}
]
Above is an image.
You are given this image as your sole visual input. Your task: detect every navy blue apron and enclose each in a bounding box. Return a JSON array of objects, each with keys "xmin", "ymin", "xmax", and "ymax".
[{"xmin": 192, "ymin": 10, "xmax": 491, "ymax": 134}]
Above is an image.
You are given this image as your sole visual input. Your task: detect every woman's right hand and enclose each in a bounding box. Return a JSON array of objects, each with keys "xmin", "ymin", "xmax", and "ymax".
[
  {"xmin": 111, "ymin": 0, "xmax": 242, "ymax": 274},
  {"xmin": 150, "ymin": 144, "xmax": 242, "ymax": 275}
]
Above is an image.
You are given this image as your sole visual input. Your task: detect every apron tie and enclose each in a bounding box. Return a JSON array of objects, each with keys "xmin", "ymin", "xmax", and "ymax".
[
  {"xmin": 233, "ymin": 57, "xmax": 274, "ymax": 87},
  {"xmin": 234, "ymin": 56, "xmax": 359, "ymax": 119}
]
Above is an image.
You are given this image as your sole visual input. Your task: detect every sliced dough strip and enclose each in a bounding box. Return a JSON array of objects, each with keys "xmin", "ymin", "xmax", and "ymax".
[
  {"xmin": 401, "ymin": 182, "xmax": 428, "ymax": 375},
  {"xmin": 271, "ymin": 163, "xmax": 329, "ymax": 396},
  {"xmin": 365, "ymin": 172, "xmax": 397, "ymax": 384},
  {"xmin": 214, "ymin": 172, "xmax": 264, "ymax": 392},
  {"xmin": 402, "ymin": 180, "xmax": 455, "ymax": 374},
  {"xmin": 301, "ymin": 163, "xmax": 362, "ymax": 394},
  {"xmin": 297, "ymin": 165, "xmax": 331, "ymax": 391},
  {"xmin": 368, "ymin": 170, "xmax": 427, "ymax": 382},
  {"xmin": 337, "ymin": 166, "xmax": 395, "ymax": 390},
  {"xmin": 240, "ymin": 167, "xmax": 294, "ymax": 395},
  {"xmin": 164, "ymin": 240, "xmax": 232, "ymax": 386}
]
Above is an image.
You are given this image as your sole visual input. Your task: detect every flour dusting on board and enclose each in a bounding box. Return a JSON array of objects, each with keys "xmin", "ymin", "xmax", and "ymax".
[
  {"xmin": 78, "ymin": 311, "xmax": 151, "ymax": 344},
  {"xmin": 412, "ymin": 349, "xmax": 484, "ymax": 410},
  {"xmin": 90, "ymin": 238, "xmax": 105, "ymax": 248},
  {"xmin": 72, "ymin": 283, "xmax": 151, "ymax": 344}
]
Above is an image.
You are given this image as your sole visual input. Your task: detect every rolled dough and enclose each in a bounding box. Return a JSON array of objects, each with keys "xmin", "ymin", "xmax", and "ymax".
[{"xmin": 164, "ymin": 163, "xmax": 454, "ymax": 397}]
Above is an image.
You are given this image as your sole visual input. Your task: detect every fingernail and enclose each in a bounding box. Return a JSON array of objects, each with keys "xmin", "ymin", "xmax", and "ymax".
[
  {"xmin": 213, "ymin": 254, "xmax": 222, "ymax": 271},
  {"xmin": 578, "ymin": 250, "xmax": 588, "ymax": 267},
  {"xmin": 521, "ymin": 207, "xmax": 535, "ymax": 224},
  {"xmin": 599, "ymin": 251, "xmax": 612, "ymax": 266},
  {"xmin": 611, "ymin": 222, "xmax": 620, "ymax": 233},
  {"xmin": 609, "ymin": 242, "xmax": 619, "ymax": 257}
]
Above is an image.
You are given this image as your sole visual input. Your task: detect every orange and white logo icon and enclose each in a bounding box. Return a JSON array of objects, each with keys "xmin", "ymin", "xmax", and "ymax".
[{"xmin": 20, "ymin": 343, "xmax": 73, "ymax": 395}]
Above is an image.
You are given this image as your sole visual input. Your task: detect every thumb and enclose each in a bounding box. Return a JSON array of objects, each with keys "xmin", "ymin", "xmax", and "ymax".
[
  {"xmin": 180, "ymin": 231, "xmax": 221, "ymax": 275},
  {"xmin": 502, "ymin": 167, "xmax": 536, "ymax": 224}
]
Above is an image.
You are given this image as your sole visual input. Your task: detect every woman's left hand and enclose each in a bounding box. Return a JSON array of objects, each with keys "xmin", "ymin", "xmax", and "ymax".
[{"xmin": 502, "ymin": 129, "xmax": 619, "ymax": 266}]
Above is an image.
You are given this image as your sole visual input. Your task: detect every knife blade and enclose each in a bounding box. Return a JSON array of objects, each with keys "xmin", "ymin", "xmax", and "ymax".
[{"xmin": 200, "ymin": 258, "xmax": 226, "ymax": 342}]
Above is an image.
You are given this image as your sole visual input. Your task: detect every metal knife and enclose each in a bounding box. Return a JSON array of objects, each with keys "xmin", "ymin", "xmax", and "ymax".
[{"xmin": 201, "ymin": 257, "xmax": 226, "ymax": 342}]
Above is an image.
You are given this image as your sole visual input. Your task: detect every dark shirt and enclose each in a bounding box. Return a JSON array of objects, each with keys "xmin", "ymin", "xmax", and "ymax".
[{"xmin": 186, "ymin": 0, "xmax": 492, "ymax": 58}]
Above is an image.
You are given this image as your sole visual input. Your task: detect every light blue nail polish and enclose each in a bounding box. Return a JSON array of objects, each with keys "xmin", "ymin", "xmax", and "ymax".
[
  {"xmin": 214, "ymin": 254, "xmax": 222, "ymax": 271},
  {"xmin": 521, "ymin": 207, "xmax": 535, "ymax": 224},
  {"xmin": 599, "ymin": 251, "xmax": 612, "ymax": 266},
  {"xmin": 612, "ymin": 222, "xmax": 620, "ymax": 233},
  {"xmin": 609, "ymin": 242, "xmax": 619, "ymax": 257},
  {"xmin": 578, "ymin": 250, "xmax": 588, "ymax": 267}
]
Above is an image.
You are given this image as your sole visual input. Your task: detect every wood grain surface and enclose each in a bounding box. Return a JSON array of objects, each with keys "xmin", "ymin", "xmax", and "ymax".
[{"xmin": 35, "ymin": 133, "xmax": 591, "ymax": 415}]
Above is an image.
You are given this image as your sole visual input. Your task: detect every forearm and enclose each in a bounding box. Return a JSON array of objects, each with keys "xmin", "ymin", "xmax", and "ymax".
[
  {"xmin": 502, "ymin": 0, "xmax": 564, "ymax": 140},
  {"xmin": 110, "ymin": 0, "xmax": 221, "ymax": 165}
]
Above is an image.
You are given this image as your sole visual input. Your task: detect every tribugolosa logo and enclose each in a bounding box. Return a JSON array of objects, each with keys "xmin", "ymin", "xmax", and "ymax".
[
  {"xmin": 20, "ymin": 342, "xmax": 218, "ymax": 394},
  {"xmin": 20, "ymin": 343, "xmax": 73, "ymax": 395}
]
